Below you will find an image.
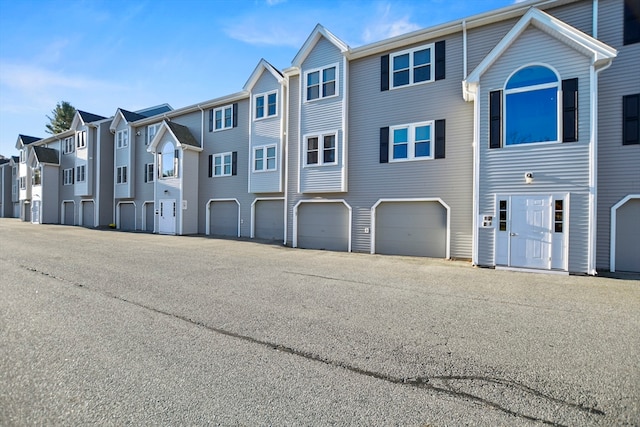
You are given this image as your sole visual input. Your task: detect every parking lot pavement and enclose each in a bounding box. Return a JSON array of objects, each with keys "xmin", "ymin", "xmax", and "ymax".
[{"xmin": 1, "ymin": 219, "xmax": 639, "ymax": 425}]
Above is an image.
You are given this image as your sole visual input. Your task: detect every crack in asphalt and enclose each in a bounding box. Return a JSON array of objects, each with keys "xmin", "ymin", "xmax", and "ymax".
[{"xmin": 22, "ymin": 264, "xmax": 605, "ymax": 426}]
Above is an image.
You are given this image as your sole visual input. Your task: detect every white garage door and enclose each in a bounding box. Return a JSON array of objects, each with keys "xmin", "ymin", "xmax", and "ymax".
[
  {"xmin": 297, "ymin": 202, "xmax": 349, "ymax": 251},
  {"xmin": 375, "ymin": 201, "xmax": 447, "ymax": 258}
]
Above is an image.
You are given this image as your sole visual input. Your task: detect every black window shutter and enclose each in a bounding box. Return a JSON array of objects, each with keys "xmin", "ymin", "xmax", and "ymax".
[
  {"xmin": 435, "ymin": 40, "xmax": 446, "ymax": 81},
  {"xmin": 623, "ymin": 94, "xmax": 640, "ymax": 145},
  {"xmin": 144, "ymin": 166, "xmax": 147, "ymax": 183},
  {"xmin": 624, "ymin": 0, "xmax": 640, "ymax": 45},
  {"xmin": 231, "ymin": 151, "xmax": 238, "ymax": 175},
  {"xmin": 232, "ymin": 103, "xmax": 238, "ymax": 128},
  {"xmin": 435, "ymin": 119, "xmax": 446, "ymax": 159},
  {"xmin": 380, "ymin": 127, "xmax": 389, "ymax": 163},
  {"xmin": 208, "ymin": 155, "xmax": 213, "ymax": 177},
  {"xmin": 489, "ymin": 90, "xmax": 502, "ymax": 149},
  {"xmin": 562, "ymin": 78, "xmax": 579, "ymax": 142},
  {"xmin": 209, "ymin": 109, "xmax": 213, "ymax": 132},
  {"xmin": 71, "ymin": 170, "xmax": 74, "ymax": 184},
  {"xmin": 381, "ymin": 55, "xmax": 389, "ymax": 91}
]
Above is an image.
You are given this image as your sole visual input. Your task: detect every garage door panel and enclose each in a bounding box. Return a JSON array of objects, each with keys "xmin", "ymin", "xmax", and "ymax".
[
  {"xmin": 616, "ymin": 199, "xmax": 640, "ymax": 273},
  {"xmin": 145, "ymin": 204, "xmax": 154, "ymax": 232},
  {"xmin": 82, "ymin": 201, "xmax": 95, "ymax": 227},
  {"xmin": 297, "ymin": 203, "xmax": 348, "ymax": 252},
  {"xmin": 63, "ymin": 202, "xmax": 74, "ymax": 225},
  {"xmin": 119, "ymin": 204, "xmax": 135, "ymax": 231},
  {"xmin": 375, "ymin": 202, "xmax": 446, "ymax": 258},
  {"xmin": 255, "ymin": 200, "xmax": 284, "ymax": 241},
  {"xmin": 210, "ymin": 201, "xmax": 238, "ymax": 237}
]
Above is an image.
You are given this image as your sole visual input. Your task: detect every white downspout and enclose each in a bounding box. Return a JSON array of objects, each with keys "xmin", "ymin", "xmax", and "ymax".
[{"xmin": 283, "ymin": 77, "xmax": 290, "ymax": 246}]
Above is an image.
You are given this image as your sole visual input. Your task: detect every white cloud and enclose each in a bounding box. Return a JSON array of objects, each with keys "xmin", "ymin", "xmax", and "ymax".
[
  {"xmin": 224, "ymin": 19, "xmax": 305, "ymax": 47},
  {"xmin": 265, "ymin": 0, "xmax": 286, "ymax": 5},
  {"xmin": 0, "ymin": 63, "xmax": 124, "ymax": 93},
  {"xmin": 361, "ymin": 3, "xmax": 421, "ymax": 44}
]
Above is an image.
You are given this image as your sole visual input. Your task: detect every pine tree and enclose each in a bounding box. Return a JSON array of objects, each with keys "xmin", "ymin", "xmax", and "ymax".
[{"xmin": 45, "ymin": 101, "xmax": 76, "ymax": 134}]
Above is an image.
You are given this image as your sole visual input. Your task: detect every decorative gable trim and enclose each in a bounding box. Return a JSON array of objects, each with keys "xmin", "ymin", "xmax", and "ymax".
[
  {"xmin": 147, "ymin": 120, "xmax": 202, "ymax": 153},
  {"xmin": 244, "ymin": 58, "xmax": 284, "ymax": 91},
  {"xmin": 292, "ymin": 24, "xmax": 349, "ymax": 67}
]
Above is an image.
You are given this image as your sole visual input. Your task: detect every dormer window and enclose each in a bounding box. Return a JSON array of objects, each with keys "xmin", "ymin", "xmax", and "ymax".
[
  {"xmin": 76, "ymin": 131, "xmax": 87, "ymax": 149},
  {"xmin": 147, "ymin": 124, "xmax": 160, "ymax": 145},
  {"xmin": 116, "ymin": 129, "xmax": 129, "ymax": 149},
  {"xmin": 305, "ymin": 64, "xmax": 337, "ymax": 101}
]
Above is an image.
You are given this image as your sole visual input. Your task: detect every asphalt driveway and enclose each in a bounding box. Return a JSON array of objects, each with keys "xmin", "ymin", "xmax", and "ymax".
[{"xmin": 1, "ymin": 219, "xmax": 638, "ymax": 426}]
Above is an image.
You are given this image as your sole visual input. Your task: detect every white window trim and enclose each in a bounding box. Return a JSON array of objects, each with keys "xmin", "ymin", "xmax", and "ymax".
[
  {"xmin": 20, "ymin": 150, "xmax": 26, "ymax": 163},
  {"xmin": 19, "ymin": 176, "xmax": 26, "ymax": 189},
  {"xmin": 212, "ymin": 152, "xmax": 233, "ymax": 177},
  {"xmin": 63, "ymin": 136, "xmax": 75, "ymax": 154},
  {"xmin": 304, "ymin": 63, "xmax": 339, "ymax": 103},
  {"xmin": 116, "ymin": 166, "xmax": 128, "ymax": 184},
  {"xmin": 389, "ymin": 120, "xmax": 435, "ymax": 162},
  {"xmin": 63, "ymin": 168, "xmax": 73, "ymax": 185},
  {"xmin": 253, "ymin": 144, "xmax": 277, "ymax": 172},
  {"xmin": 390, "ymin": 43, "xmax": 434, "ymax": 90},
  {"xmin": 502, "ymin": 63, "xmax": 561, "ymax": 147},
  {"xmin": 76, "ymin": 131, "xmax": 87, "ymax": 149},
  {"xmin": 76, "ymin": 165, "xmax": 86, "ymax": 183},
  {"xmin": 303, "ymin": 132, "xmax": 338, "ymax": 167},
  {"xmin": 213, "ymin": 105, "xmax": 234, "ymax": 132},
  {"xmin": 146, "ymin": 123, "xmax": 160, "ymax": 146},
  {"xmin": 145, "ymin": 163, "xmax": 155, "ymax": 183},
  {"xmin": 116, "ymin": 129, "xmax": 129, "ymax": 149},
  {"xmin": 253, "ymin": 90, "xmax": 278, "ymax": 121}
]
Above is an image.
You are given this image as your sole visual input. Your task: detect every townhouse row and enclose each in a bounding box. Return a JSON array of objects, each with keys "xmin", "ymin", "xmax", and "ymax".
[{"xmin": 2, "ymin": 0, "xmax": 638, "ymax": 274}]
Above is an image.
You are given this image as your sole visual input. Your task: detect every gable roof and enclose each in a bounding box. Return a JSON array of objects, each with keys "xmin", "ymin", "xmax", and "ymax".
[
  {"xmin": 244, "ymin": 59, "xmax": 284, "ymax": 91},
  {"xmin": 15, "ymin": 134, "xmax": 42, "ymax": 150},
  {"xmin": 148, "ymin": 120, "xmax": 202, "ymax": 152},
  {"xmin": 32, "ymin": 146, "xmax": 59, "ymax": 165},
  {"xmin": 71, "ymin": 110, "xmax": 108, "ymax": 130},
  {"xmin": 0, "ymin": 158, "xmax": 9, "ymax": 166},
  {"xmin": 135, "ymin": 104, "xmax": 173, "ymax": 117},
  {"xmin": 463, "ymin": 7, "xmax": 617, "ymax": 100},
  {"xmin": 292, "ymin": 24, "xmax": 349, "ymax": 67}
]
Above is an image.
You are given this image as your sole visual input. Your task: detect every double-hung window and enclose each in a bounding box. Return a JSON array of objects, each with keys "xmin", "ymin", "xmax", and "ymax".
[
  {"xmin": 63, "ymin": 137, "xmax": 75, "ymax": 154},
  {"xmin": 76, "ymin": 165, "xmax": 86, "ymax": 183},
  {"xmin": 145, "ymin": 163, "xmax": 154, "ymax": 183},
  {"xmin": 255, "ymin": 91, "xmax": 278, "ymax": 120},
  {"xmin": 213, "ymin": 152, "xmax": 233, "ymax": 177},
  {"xmin": 116, "ymin": 129, "xmax": 129, "ymax": 149},
  {"xmin": 214, "ymin": 105, "xmax": 233, "ymax": 131},
  {"xmin": 305, "ymin": 133, "xmax": 337, "ymax": 166},
  {"xmin": 147, "ymin": 124, "xmax": 160, "ymax": 145},
  {"xmin": 20, "ymin": 150, "xmax": 26, "ymax": 163},
  {"xmin": 63, "ymin": 168, "xmax": 74, "ymax": 185},
  {"xmin": 32, "ymin": 168, "xmax": 41, "ymax": 186},
  {"xmin": 116, "ymin": 166, "xmax": 127, "ymax": 184},
  {"xmin": 390, "ymin": 121, "xmax": 433, "ymax": 161},
  {"xmin": 76, "ymin": 131, "xmax": 86, "ymax": 149},
  {"xmin": 623, "ymin": 94, "xmax": 639, "ymax": 145},
  {"xmin": 160, "ymin": 143, "xmax": 178, "ymax": 178},
  {"xmin": 390, "ymin": 44, "xmax": 433, "ymax": 88},
  {"xmin": 19, "ymin": 176, "xmax": 26, "ymax": 189},
  {"xmin": 305, "ymin": 64, "xmax": 337, "ymax": 101},
  {"xmin": 254, "ymin": 145, "xmax": 277, "ymax": 172}
]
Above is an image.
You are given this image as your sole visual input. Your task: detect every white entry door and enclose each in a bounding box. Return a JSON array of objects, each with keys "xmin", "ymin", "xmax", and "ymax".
[
  {"xmin": 158, "ymin": 199, "xmax": 176, "ymax": 235},
  {"xmin": 509, "ymin": 195, "xmax": 552, "ymax": 269}
]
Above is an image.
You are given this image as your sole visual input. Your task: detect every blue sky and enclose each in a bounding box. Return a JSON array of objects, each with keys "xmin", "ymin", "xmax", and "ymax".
[{"xmin": 0, "ymin": 0, "xmax": 520, "ymax": 157}]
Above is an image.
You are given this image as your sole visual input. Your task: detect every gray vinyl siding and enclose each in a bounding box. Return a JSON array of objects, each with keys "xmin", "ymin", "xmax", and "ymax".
[
  {"xmin": 595, "ymin": 0, "xmax": 640, "ymax": 270},
  {"xmin": 250, "ymin": 71, "xmax": 283, "ymax": 194},
  {"xmin": 131, "ymin": 123, "xmax": 156, "ymax": 230},
  {"xmin": 114, "ymin": 119, "xmax": 133, "ymax": 199},
  {"xmin": 95, "ymin": 123, "xmax": 114, "ymax": 226},
  {"xmin": 299, "ymin": 36, "xmax": 345, "ymax": 193},
  {"xmin": 546, "ymin": 0, "xmax": 593, "ymax": 35},
  {"xmin": 181, "ymin": 149, "xmax": 199, "ymax": 234},
  {"xmin": 286, "ymin": 74, "xmax": 300, "ymax": 246},
  {"xmin": 198, "ymin": 98, "xmax": 253, "ymax": 236},
  {"xmin": 467, "ymin": 18, "xmax": 520, "ymax": 73},
  {"xmin": 74, "ymin": 126, "xmax": 93, "ymax": 197},
  {"xmin": 476, "ymin": 25, "xmax": 593, "ymax": 272},
  {"xmin": 0, "ymin": 165, "xmax": 10, "ymax": 217},
  {"xmin": 348, "ymin": 31, "xmax": 473, "ymax": 258}
]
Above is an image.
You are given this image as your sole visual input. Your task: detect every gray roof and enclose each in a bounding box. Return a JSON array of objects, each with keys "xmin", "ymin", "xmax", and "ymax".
[
  {"xmin": 19, "ymin": 134, "xmax": 41, "ymax": 145},
  {"xmin": 166, "ymin": 121, "xmax": 199, "ymax": 148},
  {"xmin": 33, "ymin": 146, "xmax": 59, "ymax": 165},
  {"xmin": 0, "ymin": 158, "xmax": 9, "ymax": 165},
  {"xmin": 120, "ymin": 109, "xmax": 147, "ymax": 122},
  {"xmin": 77, "ymin": 110, "xmax": 107, "ymax": 123},
  {"xmin": 12, "ymin": 156, "xmax": 19, "ymax": 162},
  {"xmin": 137, "ymin": 104, "xmax": 172, "ymax": 118}
]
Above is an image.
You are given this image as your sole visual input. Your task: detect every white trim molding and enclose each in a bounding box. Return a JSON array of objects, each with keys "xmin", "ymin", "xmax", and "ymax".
[
  {"xmin": 205, "ymin": 198, "xmax": 241, "ymax": 237},
  {"xmin": 292, "ymin": 199, "xmax": 352, "ymax": 251},
  {"xmin": 250, "ymin": 197, "xmax": 285, "ymax": 239},
  {"xmin": 610, "ymin": 194, "xmax": 640, "ymax": 272}
]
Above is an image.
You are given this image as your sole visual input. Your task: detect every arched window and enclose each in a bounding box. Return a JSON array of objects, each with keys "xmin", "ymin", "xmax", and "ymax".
[
  {"xmin": 160, "ymin": 142, "xmax": 177, "ymax": 178},
  {"xmin": 505, "ymin": 65, "xmax": 559, "ymax": 145}
]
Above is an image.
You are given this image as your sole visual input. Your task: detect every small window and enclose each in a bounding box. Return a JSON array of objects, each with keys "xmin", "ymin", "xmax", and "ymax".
[
  {"xmin": 32, "ymin": 168, "xmax": 41, "ymax": 186},
  {"xmin": 20, "ymin": 150, "xmax": 26, "ymax": 163},
  {"xmin": 19, "ymin": 176, "xmax": 26, "ymax": 189},
  {"xmin": 499, "ymin": 200, "xmax": 508, "ymax": 231},
  {"xmin": 254, "ymin": 91, "xmax": 278, "ymax": 120},
  {"xmin": 390, "ymin": 121, "xmax": 433, "ymax": 162},
  {"xmin": 390, "ymin": 44, "xmax": 433, "ymax": 89},
  {"xmin": 623, "ymin": 94, "xmax": 640, "ymax": 145},
  {"xmin": 116, "ymin": 129, "xmax": 128, "ymax": 149},
  {"xmin": 504, "ymin": 65, "xmax": 559, "ymax": 145},
  {"xmin": 76, "ymin": 131, "xmax": 86, "ymax": 149},
  {"xmin": 76, "ymin": 165, "xmax": 86, "ymax": 183},
  {"xmin": 213, "ymin": 152, "xmax": 233, "ymax": 177},
  {"xmin": 304, "ymin": 133, "xmax": 337, "ymax": 166},
  {"xmin": 160, "ymin": 143, "xmax": 178, "ymax": 178},
  {"xmin": 145, "ymin": 163, "xmax": 154, "ymax": 183},
  {"xmin": 624, "ymin": 0, "xmax": 640, "ymax": 45},
  {"xmin": 147, "ymin": 124, "xmax": 160, "ymax": 146},
  {"xmin": 63, "ymin": 137, "xmax": 75, "ymax": 154},
  {"xmin": 554, "ymin": 200, "xmax": 564, "ymax": 233},
  {"xmin": 305, "ymin": 65, "xmax": 338, "ymax": 101},
  {"xmin": 63, "ymin": 168, "xmax": 74, "ymax": 185},
  {"xmin": 213, "ymin": 105, "xmax": 234, "ymax": 131},
  {"xmin": 253, "ymin": 145, "xmax": 277, "ymax": 172},
  {"xmin": 116, "ymin": 166, "xmax": 127, "ymax": 184}
]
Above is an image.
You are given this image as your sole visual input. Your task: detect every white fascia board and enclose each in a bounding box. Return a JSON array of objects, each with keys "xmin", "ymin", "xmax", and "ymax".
[
  {"xmin": 292, "ymin": 24, "xmax": 350, "ymax": 67},
  {"xmin": 243, "ymin": 59, "xmax": 284, "ymax": 91},
  {"xmin": 109, "ymin": 109, "xmax": 127, "ymax": 132},
  {"xmin": 133, "ymin": 91, "xmax": 249, "ymax": 128}
]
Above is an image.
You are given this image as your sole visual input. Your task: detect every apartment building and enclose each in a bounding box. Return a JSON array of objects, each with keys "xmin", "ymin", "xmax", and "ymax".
[{"xmin": 5, "ymin": 0, "xmax": 638, "ymax": 274}]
